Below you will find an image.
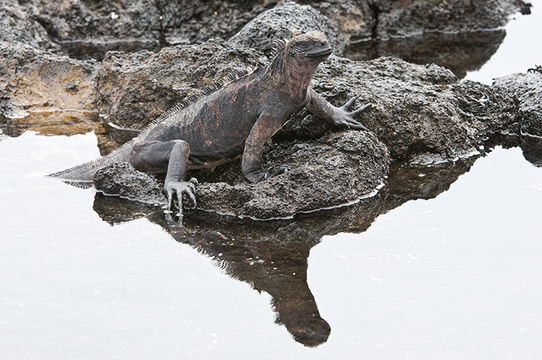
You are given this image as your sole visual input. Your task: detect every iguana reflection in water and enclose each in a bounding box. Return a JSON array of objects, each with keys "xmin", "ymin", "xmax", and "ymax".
[{"xmin": 91, "ymin": 156, "xmax": 479, "ymax": 347}]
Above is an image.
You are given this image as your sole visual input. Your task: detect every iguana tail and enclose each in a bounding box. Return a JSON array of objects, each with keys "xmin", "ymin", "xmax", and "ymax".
[{"xmin": 48, "ymin": 141, "xmax": 135, "ymax": 182}]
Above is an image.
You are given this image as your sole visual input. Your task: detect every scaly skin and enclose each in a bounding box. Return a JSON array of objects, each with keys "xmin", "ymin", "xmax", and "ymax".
[{"xmin": 52, "ymin": 31, "xmax": 372, "ymax": 221}]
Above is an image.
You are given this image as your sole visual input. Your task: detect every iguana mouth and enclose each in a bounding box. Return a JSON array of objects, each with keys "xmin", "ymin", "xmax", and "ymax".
[{"xmin": 305, "ymin": 47, "xmax": 332, "ymax": 58}]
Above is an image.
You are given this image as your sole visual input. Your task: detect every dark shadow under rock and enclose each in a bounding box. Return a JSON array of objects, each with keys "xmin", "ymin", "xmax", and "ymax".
[{"xmin": 520, "ymin": 136, "xmax": 542, "ymax": 167}]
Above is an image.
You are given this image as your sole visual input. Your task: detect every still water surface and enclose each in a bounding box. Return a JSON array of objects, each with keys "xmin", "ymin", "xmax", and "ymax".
[
  {"xmin": 1, "ymin": 131, "xmax": 542, "ymax": 359},
  {"xmin": 1, "ymin": 3, "xmax": 542, "ymax": 359}
]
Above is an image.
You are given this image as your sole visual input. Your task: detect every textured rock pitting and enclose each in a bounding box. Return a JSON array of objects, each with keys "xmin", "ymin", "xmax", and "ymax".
[
  {"xmin": 94, "ymin": 162, "xmax": 166, "ymax": 205},
  {"xmin": 229, "ymin": 1, "xmax": 345, "ymax": 55},
  {"xmin": 494, "ymin": 72, "xmax": 542, "ymax": 138}
]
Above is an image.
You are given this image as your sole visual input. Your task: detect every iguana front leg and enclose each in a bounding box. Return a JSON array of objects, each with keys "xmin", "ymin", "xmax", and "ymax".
[
  {"xmin": 242, "ymin": 113, "xmax": 289, "ymax": 183},
  {"xmin": 131, "ymin": 139, "xmax": 197, "ymax": 220},
  {"xmin": 306, "ymin": 88, "xmax": 371, "ymax": 130}
]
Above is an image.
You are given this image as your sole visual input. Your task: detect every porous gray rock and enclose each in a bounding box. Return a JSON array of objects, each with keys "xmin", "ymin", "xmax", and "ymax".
[
  {"xmin": 0, "ymin": 0, "xmax": 58, "ymax": 51},
  {"xmin": 279, "ymin": 56, "xmax": 515, "ymax": 162},
  {"xmin": 493, "ymin": 71, "xmax": 542, "ymax": 137},
  {"xmin": 372, "ymin": 0, "xmax": 527, "ymax": 40},
  {"xmin": 229, "ymin": 1, "xmax": 345, "ymax": 55},
  {"xmin": 297, "ymin": 0, "xmax": 374, "ymax": 43},
  {"xmin": 93, "ymin": 162, "xmax": 166, "ymax": 205},
  {"xmin": 24, "ymin": 0, "xmax": 274, "ymax": 50},
  {"xmin": 95, "ymin": 40, "xmax": 517, "ymax": 166},
  {"xmin": 195, "ymin": 130, "xmax": 389, "ymax": 219}
]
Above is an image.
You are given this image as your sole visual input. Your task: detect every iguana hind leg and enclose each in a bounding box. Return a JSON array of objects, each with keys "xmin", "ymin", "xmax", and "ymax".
[{"xmin": 130, "ymin": 139, "xmax": 197, "ymax": 220}]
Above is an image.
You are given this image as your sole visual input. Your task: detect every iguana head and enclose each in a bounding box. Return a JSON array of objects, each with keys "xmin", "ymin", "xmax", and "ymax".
[
  {"xmin": 287, "ymin": 31, "xmax": 332, "ymax": 63},
  {"xmin": 270, "ymin": 31, "xmax": 331, "ymax": 80},
  {"xmin": 267, "ymin": 31, "xmax": 332, "ymax": 87}
]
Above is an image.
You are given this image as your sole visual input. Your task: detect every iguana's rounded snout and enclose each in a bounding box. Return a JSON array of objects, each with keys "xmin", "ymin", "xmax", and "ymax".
[
  {"xmin": 305, "ymin": 46, "xmax": 332, "ymax": 59},
  {"xmin": 290, "ymin": 31, "xmax": 332, "ymax": 60}
]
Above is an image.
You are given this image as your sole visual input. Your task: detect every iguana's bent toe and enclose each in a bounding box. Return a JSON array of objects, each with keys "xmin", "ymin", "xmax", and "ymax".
[
  {"xmin": 270, "ymin": 165, "xmax": 290, "ymax": 177},
  {"xmin": 350, "ymin": 103, "xmax": 372, "ymax": 117},
  {"xmin": 330, "ymin": 100, "xmax": 372, "ymax": 131},
  {"xmin": 245, "ymin": 165, "xmax": 289, "ymax": 183},
  {"xmin": 341, "ymin": 96, "xmax": 358, "ymax": 111},
  {"xmin": 245, "ymin": 171, "xmax": 267, "ymax": 183},
  {"xmin": 164, "ymin": 180, "xmax": 198, "ymax": 216}
]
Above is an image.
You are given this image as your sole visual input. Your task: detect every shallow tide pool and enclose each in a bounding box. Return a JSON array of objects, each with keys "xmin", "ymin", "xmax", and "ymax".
[{"xmin": 1, "ymin": 133, "xmax": 541, "ymax": 359}]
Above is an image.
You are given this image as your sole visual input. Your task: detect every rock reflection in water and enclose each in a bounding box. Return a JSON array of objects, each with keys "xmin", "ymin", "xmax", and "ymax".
[
  {"xmin": 91, "ymin": 154, "xmax": 482, "ymax": 347},
  {"xmin": 520, "ymin": 136, "xmax": 542, "ymax": 167},
  {"xmin": 345, "ymin": 29, "xmax": 506, "ymax": 79},
  {"xmin": 60, "ymin": 39, "xmax": 162, "ymax": 61}
]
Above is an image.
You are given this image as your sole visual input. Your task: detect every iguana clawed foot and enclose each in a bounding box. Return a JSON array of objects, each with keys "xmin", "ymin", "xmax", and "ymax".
[
  {"xmin": 164, "ymin": 177, "xmax": 198, "ymax": 221},
  {"xmin": 331, "ymin": 96, "xmax": 372, "ymax": 131},
  {"xmin": 245, "ymin": 165, "xmax": 290, "ymax": 183}
]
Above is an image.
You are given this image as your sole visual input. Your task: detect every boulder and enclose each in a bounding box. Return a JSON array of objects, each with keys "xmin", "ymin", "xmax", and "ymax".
[
  {"xmin": 0, "ymin": 0, "xmax": 58, "ymax": 51},
  {"xmin": 229, "ymin": 1, "xmax": 345, "ymax": 55},
  {"xmin": 493, "ymin": 71, "xmax": 542, "ymax": 138},
  {"xmin": 92, "ymin": 129, "xmax": 390, "ymax": 219},
  {"xmin": 24, "ymin": 0, "xmax": 274, "ymax": 52},
  {"xmin": 94, "ymin": 162, "xmax": 166, "ymax": 205},
  {"xmin": 373, "ymin": 0, "xmax": 527, "ymax": 40},
  {"xmin": 279, "ymin": 55, "xmax": 515, "ymax": 162}
]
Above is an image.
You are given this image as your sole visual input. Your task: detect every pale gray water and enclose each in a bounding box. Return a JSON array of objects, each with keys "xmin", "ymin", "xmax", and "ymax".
[
  {"xmin": 1, "ymin": 3, "xmax": 542, "ymax": 359},
  {"xmin": 466, "ymin": 0, "xmax": 542, "ymax": 84},
  {"xmin": 1, "ymin": 135, "xmax": 541, "ymax": 359}
]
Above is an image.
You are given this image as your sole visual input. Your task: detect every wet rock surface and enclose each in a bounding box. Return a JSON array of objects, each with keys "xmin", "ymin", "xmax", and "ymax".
[
  {"xmin": 494, "ymin": 71, "xmax": 542, "ymax": 137},
  {"xmin": 0, "ymin": 42, "xmax": 99, "ymax": 137},
  {"xmin": 93, "ymin": 162, "xmax": 166, "ymax": 205}
]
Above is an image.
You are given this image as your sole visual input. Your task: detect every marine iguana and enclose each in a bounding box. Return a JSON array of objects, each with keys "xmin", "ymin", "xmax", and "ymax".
[{"xmin": 50, "ymin": 31, "xmax": 371, "ymax": 215}]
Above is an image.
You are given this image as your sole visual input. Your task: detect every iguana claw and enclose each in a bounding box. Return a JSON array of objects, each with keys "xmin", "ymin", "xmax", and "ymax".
[
  {"xmin": 164, "ymin": 177, "xmax": 198, "ymax": 222},
  {"xmin": 333, "ymin": 96, "xmax": 372, "ymax": 131}
]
